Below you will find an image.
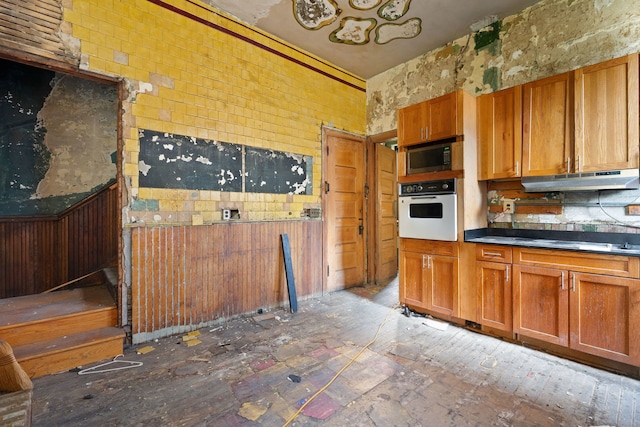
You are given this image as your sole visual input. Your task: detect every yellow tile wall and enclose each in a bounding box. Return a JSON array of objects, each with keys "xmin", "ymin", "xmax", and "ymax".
[{"xmin": 65, "ymin": 0, "xmax": 366, "ymax": 225}]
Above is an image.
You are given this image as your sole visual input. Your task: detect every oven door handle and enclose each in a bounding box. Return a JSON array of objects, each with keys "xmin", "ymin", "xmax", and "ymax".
[{"xmin": 404, "ymin": 196, "xmax": 438, "ymax": 200}]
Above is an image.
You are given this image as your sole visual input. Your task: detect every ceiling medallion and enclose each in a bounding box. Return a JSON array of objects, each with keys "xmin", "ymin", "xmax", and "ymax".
[
  {"xmin": 329, "ymin": 17, "xmax": 377, "ymax": 45},
  {"xmin": 378, "ymin": 0, "xmax": 411, "ymax": 21},
  {"xmin": 349, "ymin": 0, "xmax": 382, "ymax": 10},
  {"xmin": 375, "ymin": 17, "xmax": 421, "ymax": 44},
  {"xmin": 292, "ymin": 0, "xmax": 341, "ymax": 30}
]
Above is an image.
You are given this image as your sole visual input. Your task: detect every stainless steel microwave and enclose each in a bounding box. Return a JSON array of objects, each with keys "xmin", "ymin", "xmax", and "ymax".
[{"xmin": 406, "ymin": 141, "xmax": 452, "ymax": 174}]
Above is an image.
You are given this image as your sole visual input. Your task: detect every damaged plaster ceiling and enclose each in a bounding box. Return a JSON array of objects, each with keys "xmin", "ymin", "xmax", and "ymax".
[{"xmin": 202, "ymin": 0, "xmax": 543, "ymax": 79}]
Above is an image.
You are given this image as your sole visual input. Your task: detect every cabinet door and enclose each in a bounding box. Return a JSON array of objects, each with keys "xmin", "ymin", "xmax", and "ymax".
[
  {"xmin": 398, "ymin": 103, "xmax": 427, "ymax": 147},
  {"xmin": 575, "ymin": 54, "xmax": 639, "ymax": 172},
  {"xmin": 522, "ymin": 72, "xmax": 573, "ymax": 176},
  {"xmin": 477, "ymin": 261, "xmax": 512, "ymax": 331},
  {"xmin": 477, "ymin": 86, "xmax": 522, "ymax": 179},
  {"xmin": 513, "ymin": 265, "xmax": 569, "ymax": 346},
  {"xmin": 428, "ymin": 92, "xmax": 458, "ymax": 141},
  {"xmin": 399, "ymin": 251, "xmax": 427, "ymax": 308},
  {"xmin": 427, "ymin": 255, "xmax": 458, "ymax": 316},
  {"xmin": 570, "ymin": 272, "xmax": 640, "ymax": 365}
]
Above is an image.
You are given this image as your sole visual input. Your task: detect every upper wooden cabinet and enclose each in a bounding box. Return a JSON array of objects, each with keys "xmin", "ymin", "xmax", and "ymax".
[
  {"xmin": 575, "ymin": 54, "xmax": 640, "ymax": 172},
  {"xmin": 478, "ymin": 54, "xmax": 640, "ymax": 180},
  {"xmin": 477, "ymin": 86, "xmax": 522, "ymax": 180},
  {"xmin": 398, "ymin": 91, "xmax": 461, "ymax": 147},
  {"xmin": 522, "ymin": 71, "xmax": 573, "ymax": 176}
]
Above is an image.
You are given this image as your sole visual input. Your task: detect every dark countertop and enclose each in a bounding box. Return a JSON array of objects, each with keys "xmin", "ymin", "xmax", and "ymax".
[{"xmin": 464, "ymin": 228, "xmax": 640, "ymax": 257}]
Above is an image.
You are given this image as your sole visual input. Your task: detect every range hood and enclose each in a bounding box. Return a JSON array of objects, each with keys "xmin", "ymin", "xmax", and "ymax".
[{"xmin": 521, "ymin": 169, "xmax": 640, "ymax": 192}]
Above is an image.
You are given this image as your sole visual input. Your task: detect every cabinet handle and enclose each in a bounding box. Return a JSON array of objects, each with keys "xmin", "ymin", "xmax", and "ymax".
[
  {"xmin": 425, "ymin": 127, "xmax": 429, "ymax": 140},
  {"xmin": 426, "ymin": 255, "xmax": 431, "ymax": 269},
  {"xmin": 577, "ymin": 155, "xmax": 581, "ymax": 172},
  {"xmin": 571, "ymin": 273, "xmax": 576, "ymax": 292},
  {"xmin": 483, "ymin": 251, "xmax": 503, "ymax": 257},
  {"xmin": 422, "ymin": 255, "xmax": 427, "ymax": 269},
  {"xmin": 515, "ymin": 161, "xmax": 519, "ymax": 176},
  {"xmin": 561, "ymin": 271, "xmax": 565, "ymax": 290},
  {"xmin": 567, "ymin": 157, "xmax": 571, "ymax": 173},
  {"xmin": 505, "ymin": 265, "xmax": 509, "ymax": 282}
]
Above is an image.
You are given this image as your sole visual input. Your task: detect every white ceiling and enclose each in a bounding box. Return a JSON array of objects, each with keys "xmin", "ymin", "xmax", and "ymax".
[{"xmin": 203, "ymin": 0, "xmax": 543, "ymax": 79}]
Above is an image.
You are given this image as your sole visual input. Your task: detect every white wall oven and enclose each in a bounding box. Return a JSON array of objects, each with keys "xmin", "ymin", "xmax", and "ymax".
[{"xmin": 398, "ymin": 178, "xmax": 457, "ymax": 241}]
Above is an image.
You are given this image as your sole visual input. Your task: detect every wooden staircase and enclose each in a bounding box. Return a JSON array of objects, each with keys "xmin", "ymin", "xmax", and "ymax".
[{"xmin": 0, "ymin": 285, "xmax": 124, "ymax": 378}]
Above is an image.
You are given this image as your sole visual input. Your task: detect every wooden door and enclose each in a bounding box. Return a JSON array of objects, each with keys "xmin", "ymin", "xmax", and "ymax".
[
  {"xmin": 569, "ymin": 272, "xmax": 640, "ymax": 365},
  {"xmin": 575, "ymin": 54, "xmax": 639, "ymax": 172},
  {"xmin": 427, "ymin": 255, "xmax": 458, "ymax": 317},
  {"xmin": 399, "ymin": 251, "xmax": 427, "ymax": 308},
  {"xmin": 477, "ymin": 86, "xmax": 522, "ymax": 179},
  {"xmin": 513, "ymin": 265, "xmax": 569, "ymax": 346},
  {"xmin": 522, "ymin": 72, "xmax": 573, "ymax": 176},
  {"xmin": 398, "ymin": 102, "xmax": 427, "ymax": 146},
  {"xmin": 477, "ymin": 261, "xmax": 512, "ymax": 332},
  {"xmin": 324, "ymin": 131, "xmax": 366, "ymax": 292},
  {"xmin": 428, "ymin": 92, "xmax": 458, "ymax": 141},
  {"xmin": 374, "ymin": 143, "xmax": 398, "ymax": 283}
]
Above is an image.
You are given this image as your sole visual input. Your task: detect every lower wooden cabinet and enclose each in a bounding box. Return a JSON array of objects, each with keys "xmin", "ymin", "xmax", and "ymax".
[
  {"xmin": 513, "ymin": 265, "xmax": 569, "ymax": 346},
  {"xmin": 477, "ymin": 261, "xmax": 512, "ymax": 332},
  {"xmin": 400, "ymin": 251, "xmax": 428, "ymax": 308},
  {"xmin": 513, "ymin": 255, "xmax": 640, "ymax": 366},
  {"xmin": 570, "ymin": 272, "xmax": 640, "ymax": 365},
  {"xmin": 399, "ymin": 239, "xmax": 459, "ymax": 317},
  {"xmin": 476, "ymin": 245, "xmax": 513, "ymax": 332}
]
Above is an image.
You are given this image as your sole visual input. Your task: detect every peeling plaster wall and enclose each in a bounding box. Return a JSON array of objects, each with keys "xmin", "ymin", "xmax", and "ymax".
[
  {"xmin": 0, "ymin": 59, "xmax": 117, "ymax": 216},
  {"xmin": 37, "ymin": 75, "xmax": 117, "ymax": 198},
  {"xmin": 367, "ymin": 0, "xmax": 640, "ymax": 134},
  {"xmin": 367, "ymin": 0, "xmax": 640, "ymax": 232}
]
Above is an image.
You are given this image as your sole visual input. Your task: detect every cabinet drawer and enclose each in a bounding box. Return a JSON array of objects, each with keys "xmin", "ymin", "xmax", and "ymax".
[
  {"xmin": 513, "ymin": 247, "xmax": 640, "ymax": 278},
  {"xmin": 476, "ymin": 244, "xmax": 512, "ymax": 263},
  {"xmin": 400, "ymin": 238, "xmax": 458, "ymax": 256}
]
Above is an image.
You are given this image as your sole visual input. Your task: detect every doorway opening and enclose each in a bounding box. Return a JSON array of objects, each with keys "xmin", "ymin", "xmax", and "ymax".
[
  {"xmin": 322, "ymin": 127, "xmax": 398, "ymax": 293},
  {"xmin": 0, "ymin": 58, "xmax": 120, "ymax": 299}
]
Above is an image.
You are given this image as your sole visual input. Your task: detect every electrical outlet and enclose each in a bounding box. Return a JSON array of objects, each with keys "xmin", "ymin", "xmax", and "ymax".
[{"xmin": 502, "ymin": 199, "xmax": 515, "ymax": 214}]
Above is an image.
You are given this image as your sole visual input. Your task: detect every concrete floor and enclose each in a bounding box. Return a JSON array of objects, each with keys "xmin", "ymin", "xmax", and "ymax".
[{"xmin": 31, "ymin": 279, "xmax": 639, "ymax": 426}]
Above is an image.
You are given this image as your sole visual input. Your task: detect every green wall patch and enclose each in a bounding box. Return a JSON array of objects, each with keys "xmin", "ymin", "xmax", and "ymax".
[
  {"xmin": 474, "ymin": 21, "xmax": 501, "ymax": 51},
  {"xmin": 483, "ymin": 67, "xmax": 500, "ymax": 92}
]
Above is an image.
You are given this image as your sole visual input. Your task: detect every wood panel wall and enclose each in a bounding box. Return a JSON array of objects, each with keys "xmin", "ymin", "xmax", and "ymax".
[
  {"xmin": 130, "ymin": 220, "xmax": 323, "ymax": 342},
  {"xmin": 0, "ymin": 184, "xmax": 119, "ymax": 298},
  {"xmin": 0, "ymin": 0, "xmax": 76, "ymax": 65}
]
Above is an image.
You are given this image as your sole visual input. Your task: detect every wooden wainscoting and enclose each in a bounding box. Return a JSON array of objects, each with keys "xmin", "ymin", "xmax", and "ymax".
[
  {"xmin": 130, "ymin": 220, "xmax": 323, "ymax": 341},
  {"xmin": 0, "ymin": 183, "xmax": 119, "ymax": 298}
]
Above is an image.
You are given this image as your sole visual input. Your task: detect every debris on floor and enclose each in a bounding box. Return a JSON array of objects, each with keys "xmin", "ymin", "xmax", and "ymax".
[
  {"xmin": 135, "ymin": 345, "xmax": 155, "ymax": 355},
  {"xmin": 423, "ymin": 318, "xmax": 448, "ymax": 331},
  {"xmin": 238, "ymin": 399, "xmax": 270, "ymax": 421},
  {"xmin": 182, "ymin": 331, "xmax": 202, "ymax": 347}
]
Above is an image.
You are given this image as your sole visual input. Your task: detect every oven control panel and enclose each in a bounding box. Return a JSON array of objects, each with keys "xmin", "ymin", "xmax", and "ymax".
[{"xmin": 400, "ymin": 179, "xmax": 456, "ymax": 196}]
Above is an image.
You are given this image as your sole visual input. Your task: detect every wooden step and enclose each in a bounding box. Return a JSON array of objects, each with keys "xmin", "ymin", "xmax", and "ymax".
[
  {"xmin": 0, "ymin": 286, "xmax": 117, "ymax": 347},
  {"xmin": 13, "ymin": 327, "xmax": 125, "ymax": 378},
  {"xmin": 0, "ymin": 285, "xmax": 124, "ymax": 378}
]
